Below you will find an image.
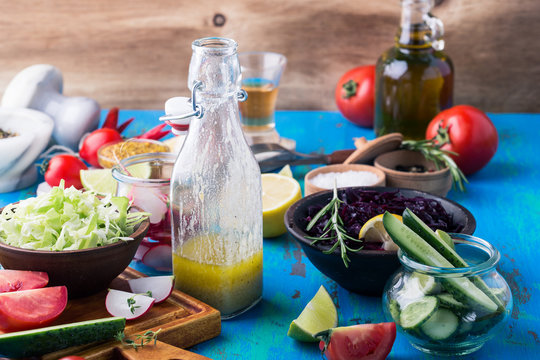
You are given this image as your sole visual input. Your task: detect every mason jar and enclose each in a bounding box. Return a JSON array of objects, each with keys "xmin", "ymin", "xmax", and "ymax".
[
  {"xmin": 382, "ymin": 233, "xmax": 512, "ymax": 356},
  {"xmin": 112, "ymin": 152, "xmax": 176, "ymax": 273}
]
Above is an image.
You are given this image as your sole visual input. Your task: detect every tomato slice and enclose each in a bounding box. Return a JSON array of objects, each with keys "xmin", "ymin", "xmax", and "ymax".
[
  {"xmin": 0, "ymin": 286, "xmax": 68, "ymax": 332},
  {"xmin": 0, "ymin": 270, "xmax": 49, "ymax": 292},
  {"xmin": 319, "ymin": 322, "xmax": 396, "ymax": 360}
]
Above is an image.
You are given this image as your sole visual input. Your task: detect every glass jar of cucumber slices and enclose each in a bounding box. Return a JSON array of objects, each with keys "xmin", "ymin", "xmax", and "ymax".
[{"xmin": 382, "ymin": 233, "xmax": 512, "ymax": 356}]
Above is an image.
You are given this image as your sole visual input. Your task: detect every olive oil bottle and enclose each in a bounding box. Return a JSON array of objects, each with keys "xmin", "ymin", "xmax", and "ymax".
[{"xmin": 374, "ymin": 0, "xmax": 453, "ymax": 140}]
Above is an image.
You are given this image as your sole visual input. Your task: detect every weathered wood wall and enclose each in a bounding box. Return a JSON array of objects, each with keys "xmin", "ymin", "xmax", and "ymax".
[{"xmin": 0, "ymin": 0, "xmax": 538, "ymax": 112}]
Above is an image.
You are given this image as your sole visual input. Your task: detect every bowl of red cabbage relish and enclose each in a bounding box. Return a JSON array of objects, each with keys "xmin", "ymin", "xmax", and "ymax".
[{"xmin": 285, "ymin": 187, "xmax": 475, "ymax": 295}]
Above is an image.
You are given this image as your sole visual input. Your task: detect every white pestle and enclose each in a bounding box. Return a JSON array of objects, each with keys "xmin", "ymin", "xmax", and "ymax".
[{"xmin": 1, "ymin": 64, "xmax": 100, "ymax": 150}]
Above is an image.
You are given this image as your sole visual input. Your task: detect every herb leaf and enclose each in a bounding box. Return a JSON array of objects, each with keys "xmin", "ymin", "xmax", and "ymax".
[{"xmin": 305, "ymin": 185, "xmax": 362, "ymax": 268}]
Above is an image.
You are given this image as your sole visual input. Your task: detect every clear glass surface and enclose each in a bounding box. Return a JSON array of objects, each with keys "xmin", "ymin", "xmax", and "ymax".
[
  {"xmin": 238, "ymin": 52, "xmax": 286, "ymax": 134},
  {"xmin": 112, "ymin": 152, "xmax": 176, "ymax": 273},
  {"xmin": 382, "ymin": 233, "xmax": 512, "ymax": 356},
  {"xmin": 171, "ymin": 37, "xmax": 263, "ymax": 319}
]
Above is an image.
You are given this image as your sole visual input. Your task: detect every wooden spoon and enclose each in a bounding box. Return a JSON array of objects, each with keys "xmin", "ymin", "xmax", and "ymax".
[{"xmin": 343, "ymin": 133, "xmax": 404, "ymax": 165}]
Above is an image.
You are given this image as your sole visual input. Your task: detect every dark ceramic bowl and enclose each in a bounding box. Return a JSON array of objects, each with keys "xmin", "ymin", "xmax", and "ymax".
[
  {"xmin": 0, "ymin": 211, "xmax": 149, "ymax": 298},
  {"xmin": 285, "ymin": 187, "xmax": 475, "ymax": 296}
]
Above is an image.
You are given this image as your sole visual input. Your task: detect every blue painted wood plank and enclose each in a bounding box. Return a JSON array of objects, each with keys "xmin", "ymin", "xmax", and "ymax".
[{"xmin": 0, "ymin": 110, "xmax": 538, "ymax": 359}]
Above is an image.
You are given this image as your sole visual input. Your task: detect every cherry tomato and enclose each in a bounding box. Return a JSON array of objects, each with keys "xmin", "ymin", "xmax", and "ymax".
[
  {"xmin": 0, "ymin": 286, "xmax": 68, "ymax": 332},
  {"xmin": 44, "ymin": 154, "xmax": 88, "ymax": 189},
  {"xmin": 335, "ymin": 65, "xmax": 376, "ymax": 128},
  {"xmin": 426, "ymin": 105, "xmax": 498, "ymax": 175},
  {"xmin": 0, "ymin": 270, "xmax": 48, "ymax": 292},
  {"xmin": 79, "ymin": 128, "xmax": 123, "ymax": 167},
  {"xmin": 319, "ymin": 322, "xmax": 396, "ymax": 360}
]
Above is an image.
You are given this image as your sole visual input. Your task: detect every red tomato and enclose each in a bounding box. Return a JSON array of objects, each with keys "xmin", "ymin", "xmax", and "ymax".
[
  {"xmin": 319, "ymin": 322, "xmax": 396, "ymax": 360},
  {"xmin": 79, "ymin": 128, "xmax": 123, "ymax": 167},
  {"xmin": 426, "ymin": 105, "xmax": 498, "ymax": 175},
  {"xmin": 335, "ymin": 65, "xmax": 376, "ymax": 128},
  {"xmin": 0, "ymin": 270, "xmax": 49, "ymax": 292},
  {"xmin": 0, "ymin": 286, "xmax": 68, "ymax": 332},
  {"xmin": 44, "ymin": 154, "xmax": 88, "ymax": 189}
]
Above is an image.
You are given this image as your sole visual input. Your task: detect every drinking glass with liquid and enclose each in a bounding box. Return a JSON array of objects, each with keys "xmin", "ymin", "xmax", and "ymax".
[{"xmin": 238, "ymin": 52, "xmax": 286, "ymax": 134}]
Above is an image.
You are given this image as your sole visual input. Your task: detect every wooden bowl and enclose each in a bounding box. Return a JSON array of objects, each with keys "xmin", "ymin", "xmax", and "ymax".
[
  {"xmin": 0, "ymin": 211, "xmax": 149, "ymax": 298},
  {"xmin": 374, "ymin": 150, "xmax": 452, "ymax": 197},
  {"xmin": 304, "ymin": 164, "xmax": 386, "ymax": 196},
  {"xmin": 285, "ymin": 186, "xmax": 476, "ymax": 296}
]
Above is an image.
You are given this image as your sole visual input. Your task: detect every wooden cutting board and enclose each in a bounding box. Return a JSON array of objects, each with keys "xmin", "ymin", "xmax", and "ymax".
[{"xmin": 39, "ymin": 267, "xmax": 221, "ymax": 359}]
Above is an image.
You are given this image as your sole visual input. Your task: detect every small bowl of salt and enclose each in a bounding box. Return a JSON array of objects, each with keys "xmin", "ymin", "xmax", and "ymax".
[{"xmin": 304, "ymin": 164, "xmax": 386, "ymax": 196}]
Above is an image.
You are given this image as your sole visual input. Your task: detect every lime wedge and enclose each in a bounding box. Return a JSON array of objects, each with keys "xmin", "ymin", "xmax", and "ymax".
[
  {"xmin": 126, "ymin": 162, "xmax": 152, "ymax": 179},
  {"xmin": 80, "ymin": 169, "xmax": 117, "ymax": 195},
  {"xmin": 277, "ymin": 164, "xmax": 293, "ymax": 178},
  {"xmin": 287, "ymin": 285, "xmax": 338, "ymax": 342}
]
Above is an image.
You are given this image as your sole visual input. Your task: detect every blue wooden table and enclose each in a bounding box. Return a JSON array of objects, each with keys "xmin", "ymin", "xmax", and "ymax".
[{"xmin": 1, "ymin": 110, "xmax": 538, "ymax": 359}]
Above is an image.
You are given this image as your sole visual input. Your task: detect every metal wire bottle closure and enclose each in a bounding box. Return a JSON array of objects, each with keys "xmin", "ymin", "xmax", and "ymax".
[{"xmin": 159, "ymin": 81, "xmax": 248, "ymax": 129}]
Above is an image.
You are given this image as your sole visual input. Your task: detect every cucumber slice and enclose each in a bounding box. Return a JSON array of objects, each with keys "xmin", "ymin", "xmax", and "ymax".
[
  {"xmin": 388, "ymin": 299, "xmax": 401, "ymax": 324},
  {"xmin": 436, "ymin": 229, "xmax": 454, "ymax": 249},
  {"xmin": 402, "ymin": 209, "xmax": 505, "ymax": 311},
  {"xmin": 420, "ymin": 308, "xmax": 459, "ymax": 340},
  {"xmin": 437, "ymin": 293, "xmax": 468, "ymax": 312},
  {"xmin": 0, "ymin": 316, "xmax": 125, "ymax": 358},
  {"xmin": 382, "ymin": 212, "xmax": 498, "ymax": 314},
  {"xmin": 400, "ymin": 296, "xmax": 438, "ymax": 330}
]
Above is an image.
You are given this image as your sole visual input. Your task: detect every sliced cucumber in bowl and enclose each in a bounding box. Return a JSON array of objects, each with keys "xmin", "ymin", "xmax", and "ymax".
[
  {"xmin": 420, "ymin": 308, "xmax": 459, "ymax": 341},
  {"xmin": 399, "ymin": 296, "xmax": 439, "ymax": 330}
]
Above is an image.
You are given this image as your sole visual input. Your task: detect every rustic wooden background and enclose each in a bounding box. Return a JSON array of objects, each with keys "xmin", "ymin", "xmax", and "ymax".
[{"xmin": 0, "ymin": 0, "xmax": 538, "ymax": 112}]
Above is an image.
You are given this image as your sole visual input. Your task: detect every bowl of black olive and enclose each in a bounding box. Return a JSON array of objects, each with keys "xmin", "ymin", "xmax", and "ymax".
[
  {"xmin": 374, "ymin": 150, "xmax": 452, "ymax": 197},
  {"xmin": 284, "ymin": 187, "xmax": 475, "ymax": 296}
]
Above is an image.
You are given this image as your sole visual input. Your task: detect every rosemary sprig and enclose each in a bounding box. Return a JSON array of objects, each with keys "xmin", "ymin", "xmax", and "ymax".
[
  {"xmin": 400, "ymin": 125, "xmax": 468, "ymax": 192},
  {"xmin": 305, "ymin": 185, "xmax": 363, "ymax": 268},
  {"xmin": 115, "ymin": 328, "xmax": 162, "ymax": 351}
]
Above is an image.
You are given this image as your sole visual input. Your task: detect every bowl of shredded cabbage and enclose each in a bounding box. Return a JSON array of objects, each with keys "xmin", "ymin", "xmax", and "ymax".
[{"xmin": 0, "ymin": 182, "xmax": 149, "ymax": 297}]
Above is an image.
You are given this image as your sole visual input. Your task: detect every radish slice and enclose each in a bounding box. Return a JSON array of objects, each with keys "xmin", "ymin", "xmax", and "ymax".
[
  {"xmin": 133, "ymin": 244, "xmax": 150, "ymax": 261},
  {"xmin": 105, "ymin": 289, "xmax": 155, "ymax": 320},
  {"xmin": 128, "ymin": 275, "xmax": 175, "ymax": 304},
  {"xmin": 141, "ymin": 244, "xmax": 172, "ymax": 272}
]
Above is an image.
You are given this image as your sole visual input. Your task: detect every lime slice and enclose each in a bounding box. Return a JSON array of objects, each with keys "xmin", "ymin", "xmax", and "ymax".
[
  {"xmin": 126, "ymin": 162, "xmax": 152, "ymax": 179},
  {"xmin": 80, "ymin": 169, "xmax": 117, "ymax": 195},
  {"xmin": 277, "ymin": 164, "xmax": 293, "ymax": 178},
  {"xmin": 410, "ymin": 272, "xmax": 441, "ymax": 295},
  {"xmin": 287, "ymin": 285, "xmax": 338, "ymax": 342}
]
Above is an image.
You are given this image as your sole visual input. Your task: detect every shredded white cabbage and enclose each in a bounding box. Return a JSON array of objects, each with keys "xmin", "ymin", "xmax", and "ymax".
[{"xmin": 0, "ymin": 181, "xmax": 148, "ymax": 251}]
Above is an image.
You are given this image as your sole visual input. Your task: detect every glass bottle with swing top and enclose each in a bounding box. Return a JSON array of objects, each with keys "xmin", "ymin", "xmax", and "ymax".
[{"xmin": 162, "ymin": 37, "xmax": 263, "ymax": 319}]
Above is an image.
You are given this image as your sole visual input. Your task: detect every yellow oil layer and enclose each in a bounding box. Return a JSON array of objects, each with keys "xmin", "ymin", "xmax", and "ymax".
[{"xmin": 173, "ymin": 236, "xmax": 263, "ymax": 316}]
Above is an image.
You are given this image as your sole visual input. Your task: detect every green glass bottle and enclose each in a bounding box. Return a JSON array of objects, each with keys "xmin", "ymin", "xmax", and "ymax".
[{"xmin": 374, "ymin": 0, "xmax": 453, "ymax": 140}]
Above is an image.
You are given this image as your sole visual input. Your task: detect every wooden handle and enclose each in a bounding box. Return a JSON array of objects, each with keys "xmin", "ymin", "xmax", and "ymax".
[
  {"xmin": 327, "ymin": 149, "xmax": 356, "ymax": 164},
  {"xmin": 115, "ymin": 340, "xmax": 212, "ymax": 360}
]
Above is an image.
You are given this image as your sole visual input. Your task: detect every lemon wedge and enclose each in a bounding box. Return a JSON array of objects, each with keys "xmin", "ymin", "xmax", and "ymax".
[
  {"xmin": 262, "ymin": 173, "xmax": 302, "ymax": 238},
  {"xmin": 359, "ymin": 213, "xmax": 402, "ymax": 250},
  {"xmin": 287, "ymin": 285, "xmax": 338, "ymax": 342}
]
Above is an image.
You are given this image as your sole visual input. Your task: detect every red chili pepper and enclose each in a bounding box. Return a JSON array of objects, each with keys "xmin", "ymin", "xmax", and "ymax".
[
  {"xmin": 135, "ymin": 123, "xmax": 170, "ymax": 140},
  {"xmin": 101, "ymin": 108, "xmax": 133, "ymax": 135},
  {"xmin": 101, "ymin": 108, "xmax": 119, "ymax": 129},
  {"xmin": 116, "ymin": 117, "xmax": 134, "ymax": 134}
]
